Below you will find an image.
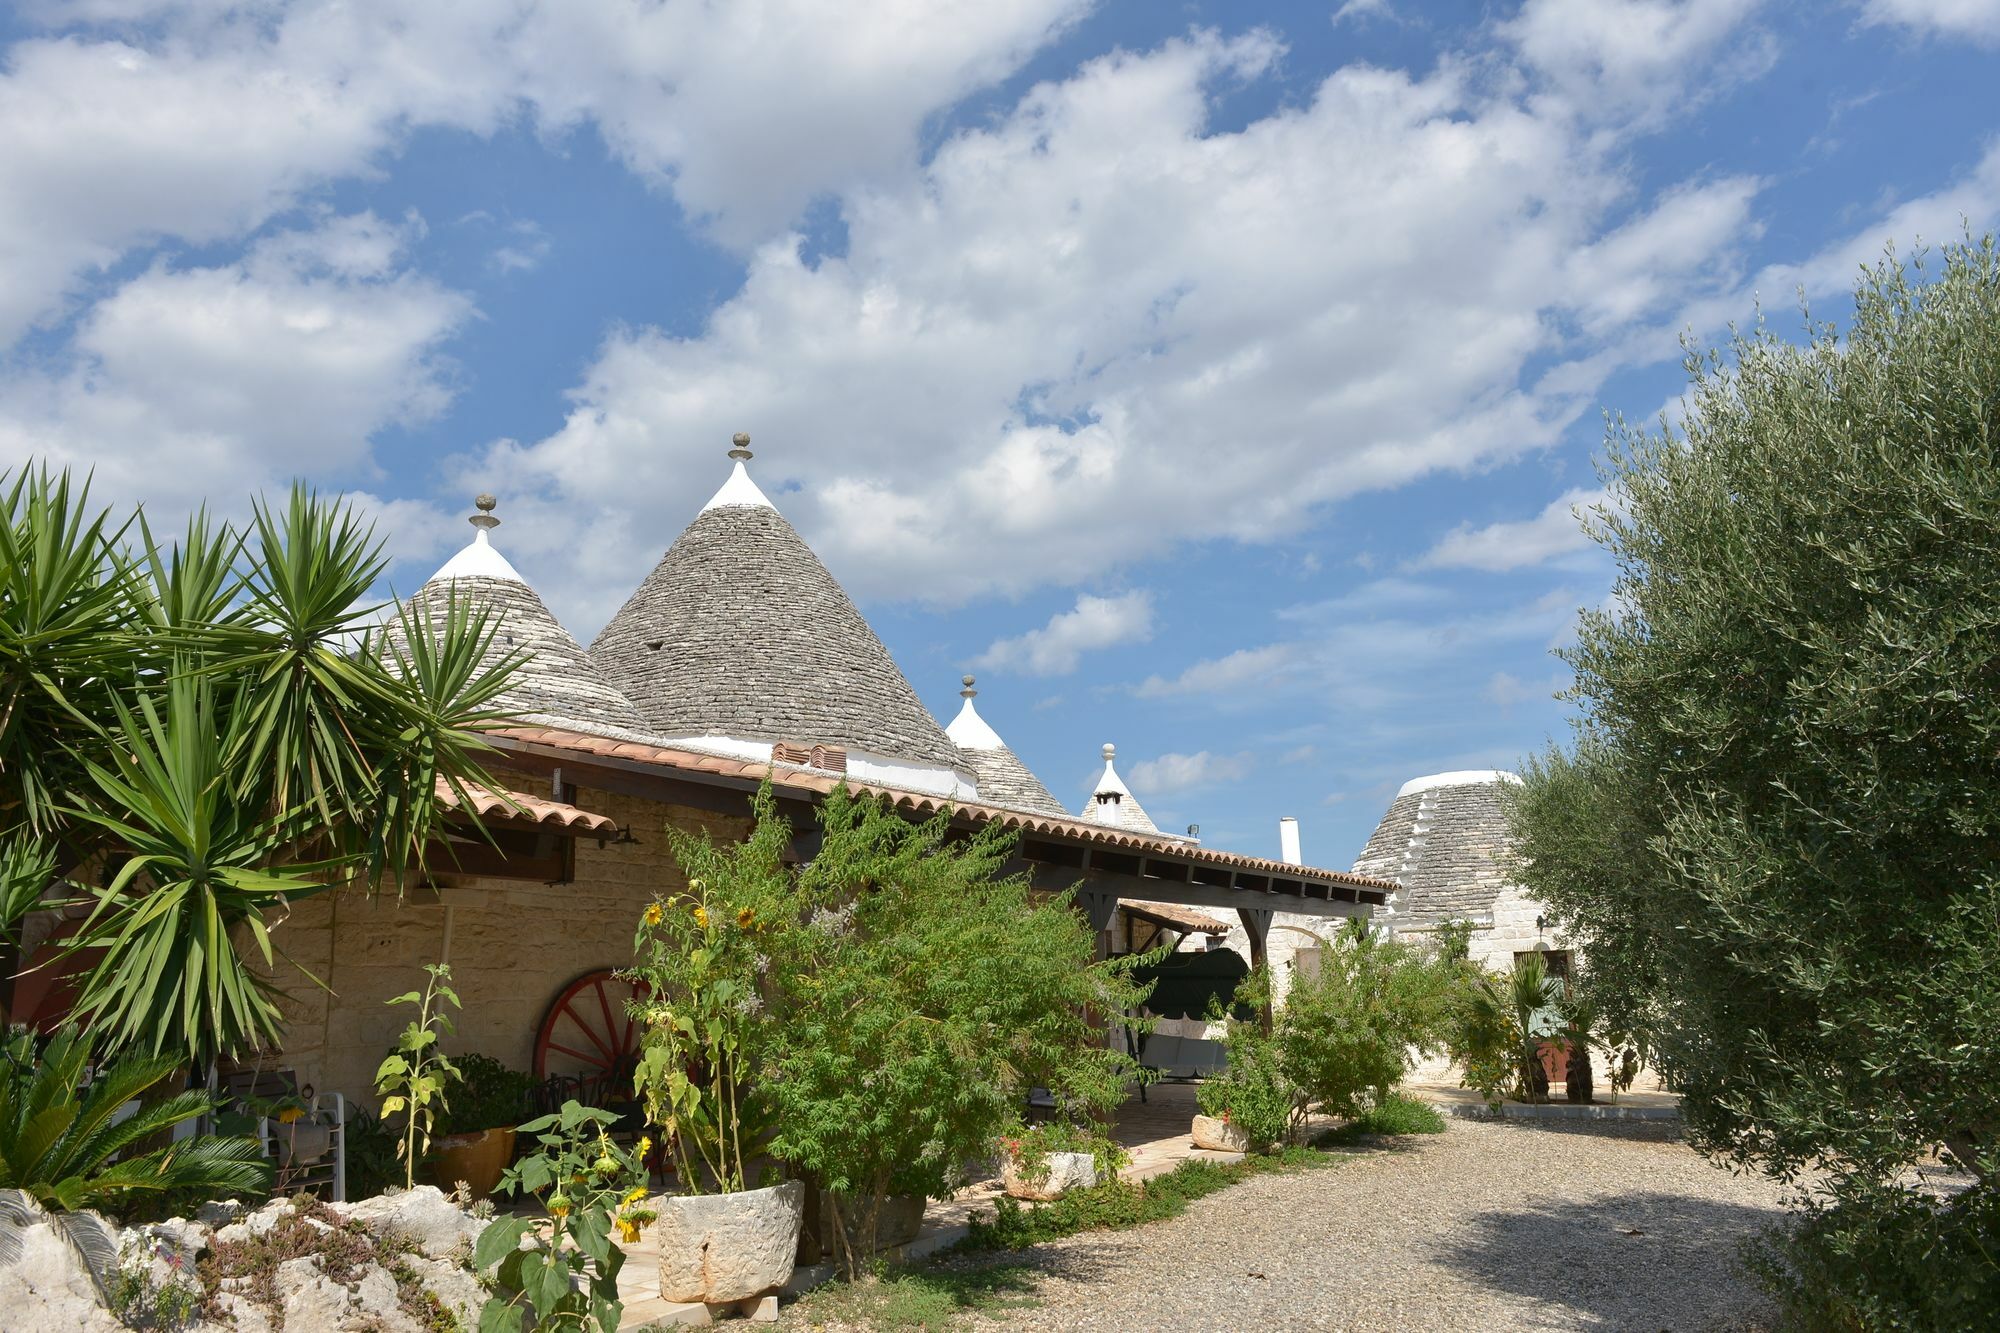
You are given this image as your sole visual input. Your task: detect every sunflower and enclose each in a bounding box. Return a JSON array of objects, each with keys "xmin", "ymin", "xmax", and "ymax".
[
  {"xmin": 644, "ymin": 902, "xmax": 665, "ymax": 926},
  {"xmin": 736, "ymin": 907, "xmax": 756, "ymax": 930},
  {"xmin": 693, "ymin": 905, "xmax": 709, "ymax": 928}
]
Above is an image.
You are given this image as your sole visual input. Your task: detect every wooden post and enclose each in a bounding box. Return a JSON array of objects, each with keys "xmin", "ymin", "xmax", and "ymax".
[{"xmin": 1237, "ymin": 907, "xmax": 1273, "ymax": 1032}]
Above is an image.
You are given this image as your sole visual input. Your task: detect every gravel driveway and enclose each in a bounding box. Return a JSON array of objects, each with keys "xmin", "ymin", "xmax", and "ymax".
[{"xmin": 938, "ymin": 1120, "xmax": 1796, "ymax": 1331}]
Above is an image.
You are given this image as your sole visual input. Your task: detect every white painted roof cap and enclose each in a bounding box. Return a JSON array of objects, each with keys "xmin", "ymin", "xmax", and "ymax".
[
  {"xmin": 1094, "ymin": 742, "xmax": 1134, "ymax": 797},
  {"xmin": 1396, "ymin": 769, "xmax": 1523, "ymax": 798},
  {"xmin": 945, "ymin": 676, "xmax": 1005, "ymax": 750},
  {"xmin": 429, "ymin": 497, "xmax": 526, "ymax": 583},
  {"xmin": 700, "ymin": 432, "xmax": 775, "ymax": 512}
]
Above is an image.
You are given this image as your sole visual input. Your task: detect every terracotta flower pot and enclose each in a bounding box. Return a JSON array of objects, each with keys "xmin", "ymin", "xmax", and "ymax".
[
  {"xmin": 431, "ymin": 1126, "xmax": 516, "ymax": 1201},
  {"xmin": 1001, "ymin": 1150, "xmax": 1097, "ymax": 1201},
  {"xmin": 656, "ymin": 1180, "xmax": 804, "ymax": 1304},
  {"xmin": 1191, "ymin": 1114, "xmax": 1248, "ymax": 1153}
]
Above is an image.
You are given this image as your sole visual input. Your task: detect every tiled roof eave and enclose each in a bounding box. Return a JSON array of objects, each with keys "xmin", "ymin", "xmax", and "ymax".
[{"xmin": 485, "ymin": 724, "xmax": 1396, "ymax": 897}]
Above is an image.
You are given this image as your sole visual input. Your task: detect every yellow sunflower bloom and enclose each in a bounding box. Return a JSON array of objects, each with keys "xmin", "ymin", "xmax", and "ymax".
[
  {"xmin": 693, "ymin": 905, "xmax": 709, "ymax": 928},
  {"xmin": 736, "ymin": 907, "xmax": 755, "ymax": 929},
  {"xmin": 644, "ymin": 902, "xmax": 664, "ymax": 926}
]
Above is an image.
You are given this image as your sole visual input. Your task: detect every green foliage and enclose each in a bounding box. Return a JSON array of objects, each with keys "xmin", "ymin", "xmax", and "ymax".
[
  {"xmin": 0, "ymin": 466, "xmax": 521, "ymax": 1066},
  {"xmin": 1744, "ymin": 1180, "xmax": 2000, "ymax": 1331},
  {"xmin": 629, "ymin": 868, "xmax": 774, "ymax": 1196},
  {"xmin": 1447, "ymin": 969, "xmax": 1520, "ymax": 1109},
  {"xmin": 629, "ymin": 783, "xmax": 1153, "ymax": 1275},
  {"xmin": 373, "ymin": 963, "xmax": 461, "ymax": 1191},
  {"xmin": 1277, "ymin": 919, "xmax": 1458, "ymax": 1119},
  {"xmin": 959, "ymin": 1147, "xmax": 1346, "ymax": 1251},
  {"xmin": 1330, "ymin": 1092, "xmax": 1446, "ymax": 1139},
  {"xmin": 1202, "ymin": 925, "xmax": 1459, "ymax": 1144},
  {"xmin": 997, "ymin": 1120, "xmax": 1127, "ymax": 1186},
  {"xmin": 0, "ymin": 1027, "xmax": 271, "ymax": 1221},
  {"xmin": 1195, "ymin": 1004, "xmax": 1294, "ymax": 1152},
  {"xmin": 475, "ymin": 1100, "xmax": 654, "ymax": 1333},
  {"xmin": 1508, "ymin": 239, "xmax": 2000, "ymax": 1322},
  {"xmin": 437, "ymin": 1053, "xmax": 534, "ymax": 1137}
]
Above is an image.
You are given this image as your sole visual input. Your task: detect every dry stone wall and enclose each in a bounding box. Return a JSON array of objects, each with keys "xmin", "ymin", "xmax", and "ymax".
[{"xmin": 257, "ymin": 776, "xmax": 750, "ymax": 1105}]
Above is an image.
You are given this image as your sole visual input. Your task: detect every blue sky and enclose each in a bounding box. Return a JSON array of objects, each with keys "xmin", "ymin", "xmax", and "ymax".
[{"xmin": 2, "ymin": 0, "xmax": 1996, "ymax": 865}]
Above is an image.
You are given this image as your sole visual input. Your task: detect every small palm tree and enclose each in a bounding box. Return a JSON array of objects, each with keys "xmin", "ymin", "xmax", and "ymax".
[
  {"xmin": 1508, "ymin": 953, "xmax": 1559, "ymax": 1102},
  {"xmin": 0, "ymin": 1028, "xmax": 272, "ymax": 1216}
]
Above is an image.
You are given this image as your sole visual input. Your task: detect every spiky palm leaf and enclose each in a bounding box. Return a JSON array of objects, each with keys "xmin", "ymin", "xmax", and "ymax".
[
  {"xmin": 62, "ymin": 673, "xmax": 339, "ymax": 1063},
  {"xmin": 0, "ymin": 1030, "xmax": 271, "ymax": 1219}
]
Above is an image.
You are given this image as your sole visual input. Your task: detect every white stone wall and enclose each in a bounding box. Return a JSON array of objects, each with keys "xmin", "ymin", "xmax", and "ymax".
[{"xmin": 1383, "ymin": 875, "xmax": 1576, "ymax": 975}]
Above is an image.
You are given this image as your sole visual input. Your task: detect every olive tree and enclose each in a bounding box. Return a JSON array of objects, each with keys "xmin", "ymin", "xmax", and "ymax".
[{"xmin": 1509, "ymin": 240, "xmax": 2000, "ymax": 1319}]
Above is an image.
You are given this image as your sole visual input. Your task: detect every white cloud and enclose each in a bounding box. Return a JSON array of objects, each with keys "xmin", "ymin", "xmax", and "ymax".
[
  {"xmin": 1860, "ymin": 0, "xmax": 2000, "ymax": 43},
  {"xmin": 468, "ymin": 22, "xmax": 1783, "ymax": 619},
  {"xmin": 1484, "ymin": 669, "xmax": 1572, "ymax": 710},
  {"xmin": 0, "ymin": 212, "xmax": 470, "ymax": 510},
  {"xmin": 972, "ymin": 591, "xmax": 1154, "ymax": 676},
  {"xmin": 0, "ymin": 1, "xmax": 1086, "ymax": 345},
  {"xmin": 1134, "ymin": 644, "xmax": 1298, "ymax": 699},
  {"xmin": 1128, "ymin": 750, "xmax": 1253, "ymax": 794},
  {"xmin": 1420, "ymin": 487, "xmax": 1608, "ymax": 572},
  {"xmin": 1501, "ymin": 0, "xmax": 1772, "ymax": 121}
]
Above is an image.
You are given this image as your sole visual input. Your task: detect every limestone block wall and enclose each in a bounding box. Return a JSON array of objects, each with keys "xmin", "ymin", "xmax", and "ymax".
[{"xmin": 254, "ymin": 780, "xmax": 749, "ymax": 1106}]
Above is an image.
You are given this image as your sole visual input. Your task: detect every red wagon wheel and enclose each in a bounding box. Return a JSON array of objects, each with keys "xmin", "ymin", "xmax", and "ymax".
[{"xmin": 533, "ymin": 969, "xmax": 649, "ymax": 1086}]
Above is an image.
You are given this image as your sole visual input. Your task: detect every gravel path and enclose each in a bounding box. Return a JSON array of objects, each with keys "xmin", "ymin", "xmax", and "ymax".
[{"xmin": 939, "ymin": 1120, "xmax": 1796, "ymax": 1331}]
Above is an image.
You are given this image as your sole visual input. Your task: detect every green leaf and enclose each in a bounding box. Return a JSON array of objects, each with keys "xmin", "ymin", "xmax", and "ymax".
[{"xmin": 472, "ymin": 1216, "xmax": 532, "ymax": 1272}]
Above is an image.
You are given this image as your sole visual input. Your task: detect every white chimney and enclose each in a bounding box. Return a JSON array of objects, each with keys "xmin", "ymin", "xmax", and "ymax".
[{"xmin": 1279, "ymin": 816, "xmax": 1302, "ymax": 866}]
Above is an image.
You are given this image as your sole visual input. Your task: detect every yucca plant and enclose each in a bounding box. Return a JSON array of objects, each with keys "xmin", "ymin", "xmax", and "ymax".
[
  {"xmin": 0, "ymin": 464, "xmax": 523, "ymax": 1071},
  {"xmin": 0, "ymin": 1028, "xmax": 272, "ymax": 1219}
]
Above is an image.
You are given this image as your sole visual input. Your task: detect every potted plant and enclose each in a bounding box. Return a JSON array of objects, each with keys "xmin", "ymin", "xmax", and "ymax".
[
  {"xmin": 631, "ymin": 874, "xmax": 802, "ymax": 1309},
  {"xmin": 430, "ymin": 1052, "xmax": 533, "ymax": 1200},
  {"xmin": 997, "ymin": 1122, "xmax": 1120, "ymax": 1201}
]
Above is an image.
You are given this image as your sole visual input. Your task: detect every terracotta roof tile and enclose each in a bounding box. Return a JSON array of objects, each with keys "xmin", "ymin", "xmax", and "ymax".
[
  {"xmin": 436, "ymin": 779, "xmax": 618, "ymax": 835},
  {"xmin": 487, "ymin": 725, "xmax": 1395, "ymax": 895}
]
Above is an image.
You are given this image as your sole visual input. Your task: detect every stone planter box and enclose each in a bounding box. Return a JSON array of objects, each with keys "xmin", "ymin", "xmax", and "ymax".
[
  {"xmin": 656, "ymin": 1180, "xmax": 804, "ymax": 1305},
  {"xmin": 1001, "ymin": 1151, "xmax": 1097, "ymax": 1202},
  {"xmin": 1191, "ymin": 1114, "xmax": 1248, "ymax": 1153},
  {"xmin": 431, "ymin": 1127, "xmax": 516, "ymax": 1202}
]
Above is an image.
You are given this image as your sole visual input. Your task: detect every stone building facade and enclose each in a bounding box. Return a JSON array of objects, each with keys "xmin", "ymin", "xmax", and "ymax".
[{"xmin": 1351, "ymin": 770, "xmax": 1567, "ymax": 974}]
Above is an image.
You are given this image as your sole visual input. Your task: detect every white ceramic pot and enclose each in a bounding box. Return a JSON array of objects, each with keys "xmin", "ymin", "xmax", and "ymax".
[
  {"xmin": 1191, "ymin": 1114, "xmax": 1249, "ymax": 1153},
  {"xmin": 1001, "ymin": 1150, "xmax": 1097, "ymax": 1202},
  {"xmin": 655, "ymin": 1180, "xmax": 804, "ymax": 1304}
]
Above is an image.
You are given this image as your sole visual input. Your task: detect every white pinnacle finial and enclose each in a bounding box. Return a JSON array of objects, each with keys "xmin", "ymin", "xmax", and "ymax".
[
  {"xmin": 1102, "ymin": 743, "xmax": 1115, "ymax": 761},
  {"xmin": 946, "ymin": 674, "xmax": 1003, "ymax": 749},
  {"xmin": 429, "ymin": 493, "xmax": 524, "ymax": 583},
  {"xmin": 702, "ymin": 431, "xmax": 775, "ymax": 512}
]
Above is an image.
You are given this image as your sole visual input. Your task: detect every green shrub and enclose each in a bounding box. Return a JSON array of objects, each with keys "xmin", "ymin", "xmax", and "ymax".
[
  {"xmin": 435, "ymin": 1053, "xmax": 533, "ymax": 1137},
  {"xmin": 1744, "ymin": 1182, "xmax": 2000, "ymax": 1330},
  {"xmin": 959, "ymin": 1149, "xmax": 1344, "ymax": 1251},
  {"xmin": 1351, "ymin": 1093, "xmax": 1445, "ymax": 1137}
]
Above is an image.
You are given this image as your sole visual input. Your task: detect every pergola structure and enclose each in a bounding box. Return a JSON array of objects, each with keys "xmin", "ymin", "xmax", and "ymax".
[{"xmin": 477, "ymin": 725, "xmax": 1392, "ymax": 970}]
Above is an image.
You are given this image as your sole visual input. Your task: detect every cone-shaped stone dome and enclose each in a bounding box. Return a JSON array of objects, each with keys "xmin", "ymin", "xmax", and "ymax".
[
  {"xmin": 1079, "ymin": 743, "xmax": 1162, "ymax": 834},
  {"xmin": 588, "ymin": 439, "xmax": 961, "ymax": 773},
  {"xmin": 945, "ymin": 677, "xmax": 1066, "ymax": 817},
  {"xmin": 1351, "ymin": 771, "xmax": 1523, "ymax": 926},
  {"xmin": 388, "ymin": 501, "xmax": 651, "ymax": 737}
]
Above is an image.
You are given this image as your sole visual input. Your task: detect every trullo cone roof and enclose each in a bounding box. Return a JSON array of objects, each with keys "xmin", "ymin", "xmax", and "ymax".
[
  {"xmin": 386, "ymin": 505, "xmax": 651, "ymax": 737},
  {"xmin": 588, "ymin": 443, "xmax": 960, "ymax": 769},
  {"xmin": 1079, "ymin": 743, "xmax": 1163, "ymax": 834},
  {"xmin": 945, "ymin": 677, "xmax": 1067, "ymax": 817}
]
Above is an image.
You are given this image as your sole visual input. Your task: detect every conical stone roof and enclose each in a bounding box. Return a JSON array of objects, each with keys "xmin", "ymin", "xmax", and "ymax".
[
  {"xmin": 588, "ymin": 439, "xmax": 961, "ymax": 770},
  {"xmin": 1352, "ymin": 771, "xmax": 1522, "ymax": 926},
  {"xmin": 1079, "ymin": 743, "xmax": 1162, "ymax": 834},
  {"xmin": 387, "ymin": 501, "xmax": 652, "ymax": 737},
  {"xmin": 945, "ymin": 677, "xmax": 1066, "ymax": 817}
]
